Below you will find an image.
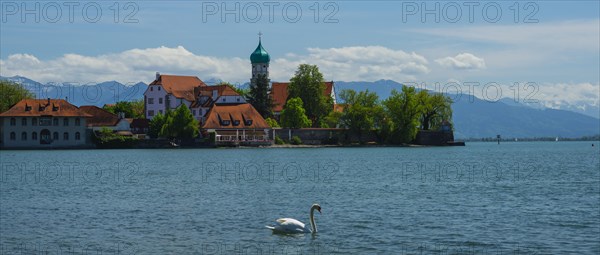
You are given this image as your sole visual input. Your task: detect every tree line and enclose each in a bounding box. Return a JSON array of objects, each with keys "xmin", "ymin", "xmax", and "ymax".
[{"xmin": 247, "ymin": 64, "xmax": 453, "ymax": 144}]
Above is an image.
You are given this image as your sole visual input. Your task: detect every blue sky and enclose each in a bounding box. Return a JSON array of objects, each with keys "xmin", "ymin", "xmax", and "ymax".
[{"xmin": 1, "ymin": 1, "xmax": 599, "ymax": 112}]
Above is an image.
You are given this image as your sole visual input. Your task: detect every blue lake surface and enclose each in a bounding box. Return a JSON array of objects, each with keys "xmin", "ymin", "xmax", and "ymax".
[{"xmin": 1, "ymin": 141, "xmax": 599, "ymax": 254}]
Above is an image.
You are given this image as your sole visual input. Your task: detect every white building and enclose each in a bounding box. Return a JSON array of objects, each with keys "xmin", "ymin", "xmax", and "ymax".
[
  {"xmin": 144, "ymin": 73, "xmax": 248, "ymax": 125},
  {"xmin": 0, "ymin": 99, "xmax": 91, "ymax": 148},
  {"xmin": 144, "ymin": 73, "xmax": 206, "ymax": 119}
]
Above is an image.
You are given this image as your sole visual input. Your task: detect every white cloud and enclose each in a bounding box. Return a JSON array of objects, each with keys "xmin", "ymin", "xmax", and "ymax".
[
  {"xmin": 435, "ymin": 53, "xmax": 486, "ymax": 70},
  {"xmin": 535, "ymin": 82, "xmax": 599, "ymax": 108},
  {"xmin": 0, "ymin": 46, "xmax": 249, "ymax": 84},
  {"xmin": 0, "ymin": 45, "xmax": 430, "ymax": 84},
  {"xmin": 271, "ymin": 46, "xmax": 429, "ymax": 82}
]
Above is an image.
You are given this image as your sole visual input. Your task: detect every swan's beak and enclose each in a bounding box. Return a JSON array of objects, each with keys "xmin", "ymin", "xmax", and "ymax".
[{"xmin": 317, "ymin": 208, "xmax": 321, "ymax": 214}]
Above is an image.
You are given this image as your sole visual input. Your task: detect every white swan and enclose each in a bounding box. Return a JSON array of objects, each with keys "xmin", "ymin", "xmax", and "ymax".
[{"xmin": 266, "ymin": 204, "xmax": 321, "ymax": 234}]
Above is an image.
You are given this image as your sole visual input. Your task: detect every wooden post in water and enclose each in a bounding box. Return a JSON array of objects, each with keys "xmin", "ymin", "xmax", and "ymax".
[{"xmin": 497, "ymin": 134, "xmax": 501, "ymax": 145}]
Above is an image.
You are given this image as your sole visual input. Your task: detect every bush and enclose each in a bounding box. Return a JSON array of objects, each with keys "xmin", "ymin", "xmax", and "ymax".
[
  {"xmin": 291, "ymin": 136, "xmax": 302, "ymax": 145},
  {"xmin": 94, "ymin": 128, "xmax": 139, "ymax": 148},
  {"xmin": 265, "ymin": 117, "xmax": 280, "ymax": 128},
  {"xmin": 274, "ymin": 136, "xmax": 285, "ymax": 145}
]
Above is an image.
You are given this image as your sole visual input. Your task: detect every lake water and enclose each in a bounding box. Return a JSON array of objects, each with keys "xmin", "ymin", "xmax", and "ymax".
[{"xmin": 1, "ymin": 141, "xmax": 599, "ymax": 254}]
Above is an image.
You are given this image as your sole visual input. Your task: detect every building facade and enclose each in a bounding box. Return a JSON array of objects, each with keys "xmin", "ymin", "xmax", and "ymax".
[
  {"xmin": 0, "ymin": 99, "xmax": 91, "ymax": 148},
  {"xmin": 143, "ymin": 73, "xmax": 207, "ymax": 119}
]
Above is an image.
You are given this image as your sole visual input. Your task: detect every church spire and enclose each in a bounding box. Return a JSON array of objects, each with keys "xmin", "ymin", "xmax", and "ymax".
[
  {"xmin": 250, "ymin": 32, "xmax": 270, "ymax": 87},
  {"xmin": 250, "ymin": 32, "xmax": 270, "ymax": 64}
]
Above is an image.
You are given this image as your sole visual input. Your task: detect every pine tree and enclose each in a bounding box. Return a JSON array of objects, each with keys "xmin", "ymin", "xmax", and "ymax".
[{"xmin": 247, "ymin": 74, "xmax": 273, "ymax": 118}]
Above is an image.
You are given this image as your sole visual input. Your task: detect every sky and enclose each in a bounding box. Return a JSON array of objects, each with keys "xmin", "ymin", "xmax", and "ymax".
[{"xmin": 0, "ymin": 1, "xmax": 599, "ymax": 111}]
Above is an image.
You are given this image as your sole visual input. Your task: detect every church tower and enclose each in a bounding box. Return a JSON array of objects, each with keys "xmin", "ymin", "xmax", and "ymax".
[{"xmin": 250, "ymin": 32, "xmax": 270, "ymax": 87}]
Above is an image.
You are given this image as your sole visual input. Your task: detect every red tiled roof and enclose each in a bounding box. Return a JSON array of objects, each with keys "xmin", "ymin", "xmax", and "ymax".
[
  {"xmin": 197, "ymin": 85, "xmax": 241, "ymax": 97},
  {"xmin": 191, "ymin": 85, "xmax": 241, "ymax": 108},
  {"xmin": 79, "ymin": 105, "xmax": 119, "ymax": 126},
  {"xmin": 149, "ymin": 74, "xmax": 207, "ymax": 101},
  {"xmin": 270, "ymin": 82, "xmax": 334, "ymax": 112},
  {"xmin": 270, "ymin": 82, "xmax": 289, "ymax": 113},
  {"xmin": 0, "ymin": 99, "xmax": 92, "ymax": 117},
  {"xmin": 202, "ymin": 103, "xmax": 269, "ymax": 129}
]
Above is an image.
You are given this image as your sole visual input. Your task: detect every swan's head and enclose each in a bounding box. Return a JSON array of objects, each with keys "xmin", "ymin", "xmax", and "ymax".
[{"xmin": 312, "ymin": 204, "xmax": 321, "ymax": 214}]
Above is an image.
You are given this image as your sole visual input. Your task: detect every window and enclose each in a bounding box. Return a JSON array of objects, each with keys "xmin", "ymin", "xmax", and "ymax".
[
  {"xmin": 159, "ymin": 98, "xmax": 163, "ymax": 104},
  {"xmin": 53, "ymin": 132, "xmax": 59, "ymax": 140},
  {"xmin": 245, "ymin": 120, "xmax": 253, "ymax": 126},
  {"xmin": 193, "ymin": 110, "xmax": 196, "ymax": 116},
  {"xmin": 159, "ymin": 110, "xmax": 163, "ymax": 114},
  {"xmin": 150, "ymin": 87, "xmax": 153, "ymax": 91},
  {"xmin": 63, "ymin": 118, "xmax": 69, "ymax": 126},
  {"xmin": 148, "ymin": 98, "xmax": 154, "ymax": 104},
  {"xmin": 21, "ymin": 132, "xmax": 27, "ymax": 140},
  {"xmin": 32, "ymin": 117, "xmax": 37, "ymax": 126},
  {"xmin": 237, "ymin": 98, "xmax": 240, "ymax": 102},
  {"xmin": 40, "ymin": 130, "xmax": 50, "ymax": 144},
  {"xmin": 32, "ymin": 132, "xmax": 37, "ymax": 140},
  {"xmin": 63, "ymin": 132, "xmax": 69, "ymax": 140},
  {"xmin": 22, "ymin": 118, "xmax": 27, "ymax": 126},
  {"xmin": 232, "ymin": 120, "xmax": 240, "ymax": 126},
  {"xmin": 40, "ymin": 117, "xmax": 51, "ymax": 126},
  {"xmin": 75, "ymin": 118, "xmax": 81, "ymax": 126},
  {"xmin": 10, "ymin": 118, "xmax": 15, "ymax": 126},
  {"xmin": 148, "ymin": 110, "xmax": 154, "ymax": 117},
  {"xmin": 53, "ymin": 118, "xmax": 58, "ymax": 126},
  {"xmin": 158, "ymin": 86, "xmax": 161, "ymax": 91},
  {"xmin": 10, "ymin": 132, "xmax": 15, "ymax": 140},
  {"xmin": 75, "ymin": 132, "xmax": 81, "ymax": 140}
]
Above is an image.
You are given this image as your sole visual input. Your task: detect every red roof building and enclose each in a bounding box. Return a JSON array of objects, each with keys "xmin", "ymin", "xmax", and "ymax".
[
  {"xmin": 202, "ymin": 103, "xmax": 269, "ymax": 130},
  {"xmin": 0, "ymin": 99, "xmax": 91, "ymax": 148}
]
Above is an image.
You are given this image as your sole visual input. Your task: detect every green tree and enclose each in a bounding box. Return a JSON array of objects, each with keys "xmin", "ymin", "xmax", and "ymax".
[
  {"xmin": 383, "ymin": 87, "xmax": 421, "ymax": 144},
  {"xmin": 0, "ymin": 80, "xmax": 34, "ymax": 113},
  {"xmin": 288, "ymin": 64, "xmax": 333, "ymax": 127},
  {"xmin": 265, "ymin": 117, "xmax": 280, "ymax": 128},
  {"xmin": 247, "ymin": 74, "xmax": 273, "ymax": 118},
  {"xmin": 130, "ymin": 99, "xmax": 145, "ymax": 119},
  {"xmin": 280, "ymin": 97, "xmax": 312, "ymax": 128},
  {"xmin": 148, "ymin": 111, "xmax": 168, "ymax": 138},
  {"xmin": 323, "ymin": 110, "xmax": 342, "ymax": 128},
  {"xmin": 339, "ymin": 89, "xmax": 384, "ymax": 141},
  {"xmin": 103, "ymin": 99, "xmax": 145, "ymax": 118},
  {"xmin": 161, "ymin": 105, "xmax": 199, "ymax": 140},
  {"xmin": 417, "ymin": 90, "xmax": 453, "ymax": 130}
]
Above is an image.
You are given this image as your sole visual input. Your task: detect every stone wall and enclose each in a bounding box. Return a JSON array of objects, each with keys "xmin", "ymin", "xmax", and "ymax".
[
  {"xmin": 415, "ymin": 130, "xmax": 454, "ymax": 146},
  {"xmin": 271, "ymin": 128, "xmax": 377, "ymax": 145}
]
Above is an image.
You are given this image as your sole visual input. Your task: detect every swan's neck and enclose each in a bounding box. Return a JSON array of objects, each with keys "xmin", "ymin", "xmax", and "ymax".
[{"xmin": 309, "ymin": 207, "xmax": 317, "ymax": 233}]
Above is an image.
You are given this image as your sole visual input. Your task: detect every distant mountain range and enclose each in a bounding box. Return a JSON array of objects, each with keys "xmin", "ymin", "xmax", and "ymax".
[{"xmin": 2, "ymin": 76, "xmax": 598, "ymax": 139}]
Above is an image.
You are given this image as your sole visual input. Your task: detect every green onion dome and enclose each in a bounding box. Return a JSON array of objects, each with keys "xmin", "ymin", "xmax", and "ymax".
[{"xmin": 250, "ymin": 39, "xmax": 270, "ymax": 64}]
